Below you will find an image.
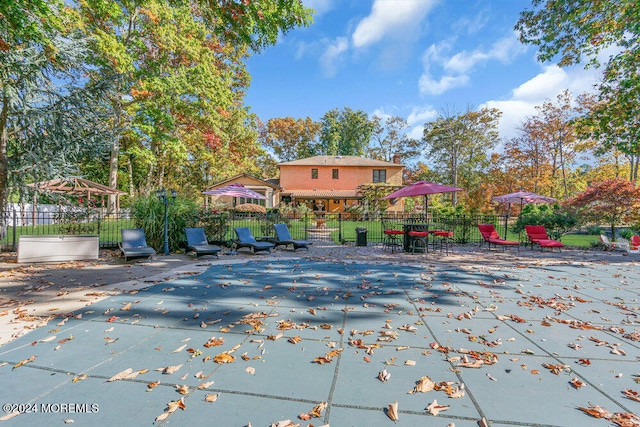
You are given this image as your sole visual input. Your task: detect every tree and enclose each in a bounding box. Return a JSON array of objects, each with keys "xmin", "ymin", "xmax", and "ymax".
[
  {"xmin": 259, "ymin": 117, "xmax": 320, "ymax": 162},
  {"xmin": 515, "ymin": 0, "xmax": 640, "ymax": 169},
  {"xmin": 565, "ymin": 178, "xmax": 640, "ymax": 239},
  {"xmin": 0, "ymin": 1, "xmax": 112, "ymax": 211},
  {"xmin": 422, "ymin": 107, "xmax": 501, "ymax": 205},
  {"xmin": 368, "ymin": 115, "xmax": 420, "ymax": 163},
  {"xmin": 318, "ymin": 107, "xmax": 374, "ymax": 156},
  {"xmin": 75, "ymin": 0, "xmax": 313, "ymax": 209}
]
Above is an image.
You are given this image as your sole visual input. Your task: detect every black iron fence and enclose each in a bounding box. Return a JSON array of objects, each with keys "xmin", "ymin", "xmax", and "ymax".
[{"xmin": 0, "ymin": 208, "xmax": 511, "ymax": 252}]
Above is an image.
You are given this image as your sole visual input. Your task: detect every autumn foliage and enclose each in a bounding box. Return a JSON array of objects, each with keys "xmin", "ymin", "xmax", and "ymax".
[{"xmin": 565, "ymin": 178, "xmax": 640, "ymax": 237}]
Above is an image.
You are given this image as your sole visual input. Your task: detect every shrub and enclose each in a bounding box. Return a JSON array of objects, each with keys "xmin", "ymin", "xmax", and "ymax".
[
  {"xmin": 512, "ymin": 204, "xmax": 577, "ymax": 240},
  {"xmin": 618, "ymin": 228, "xmax": 634, "ymax": 239},
  {"xmin": 586, "ymin": 226, "xmax": 603, "ymax": 235},
  {"xmin": 234, "ymin": 203, "xmax": 266, "ymax": 214},
  {"xmin": 130, "ymin": 195, "xmax": 199, "ymax": 252}
]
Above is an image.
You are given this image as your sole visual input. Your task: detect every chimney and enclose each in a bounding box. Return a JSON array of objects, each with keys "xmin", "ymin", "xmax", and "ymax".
[{"xmin": 392, "ymin": 153, "xmax": 401, "ymax": 164}]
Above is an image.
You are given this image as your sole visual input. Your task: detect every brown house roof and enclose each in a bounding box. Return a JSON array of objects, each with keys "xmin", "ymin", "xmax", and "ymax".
[
  {"xmin": 278, "ymin": 156, "xmax": 403, "ymax": 168},
  {"xmin": 207, "ymin": 173, "xmax": 282, "ymax": 191}
]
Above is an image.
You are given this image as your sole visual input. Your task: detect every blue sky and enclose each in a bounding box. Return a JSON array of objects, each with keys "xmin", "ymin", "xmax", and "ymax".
[{"xmin": 245, "ymin": 0, "xmax": 605, "ymax": 143}]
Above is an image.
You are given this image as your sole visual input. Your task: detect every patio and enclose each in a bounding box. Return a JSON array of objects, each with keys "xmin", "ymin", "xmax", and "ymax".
[{"xmin": 0, "ymin": 246, "xmax": 639, "ymax": 426}]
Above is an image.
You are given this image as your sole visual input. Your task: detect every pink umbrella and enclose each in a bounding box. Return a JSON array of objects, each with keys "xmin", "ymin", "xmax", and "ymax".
[
  {"xmin": 381, "ymin": 181, "xmax": 464, "ymax": 212},
  {"xmin": 202, "ymin": 183, "xmax": 266, "ymax": 202},
  {"xmin": 492, "ymin": 190, "xmax": 555, "ymax": 213}
]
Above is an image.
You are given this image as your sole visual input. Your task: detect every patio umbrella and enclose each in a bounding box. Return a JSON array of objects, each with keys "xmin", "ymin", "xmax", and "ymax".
[
  {"xmin": 492, "ymin": 190, "xmax": 556, "ymax": 239},
  {"xmin": 381, "ymin": 181, "xmax": 464, "ymax": 213},
  {"xmin": 202, "ymin": 183, "xmax": 266, "ymax": 205},
  {"xmin": 492, "ymin": 190, "xmax": 556, "ymax": 213}
]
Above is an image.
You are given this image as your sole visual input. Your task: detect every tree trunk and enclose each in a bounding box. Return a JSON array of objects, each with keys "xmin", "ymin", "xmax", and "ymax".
[
  {"xmin": 108, "ymin": 91, "xmax": 124, "ymax": 214},
  {"xmin": 0, "ymin": 100, "xmax": 9, "ymax": 214}
]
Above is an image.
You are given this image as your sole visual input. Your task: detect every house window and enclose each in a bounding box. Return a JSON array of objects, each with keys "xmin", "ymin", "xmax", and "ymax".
[
  {"xmin": 311, "ymin": 168, "xmax": 318, "ymax": 179},
  {"xmin": 373, "ymin": 169, "xmax": 386, "ymax": 183},
  {"xmin": 332, "ymin": 169, "xmax": 339, "ymax": 179}
]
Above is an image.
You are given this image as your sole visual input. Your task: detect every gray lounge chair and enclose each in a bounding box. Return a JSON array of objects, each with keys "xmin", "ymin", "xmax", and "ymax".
[
  {"xmin": 185, "ymin": 228, "xmax": 221, "ymax": 258},
  {"xmin": 274, "ymin": 223, "xmax": 312, "ymax": 251},
  {"xmin": 234, "ymin": 227, "xmax": 274, "ymax": 254},
  {"xmin": 119, "ymin": 228, "xmax": 156, "ymax": 261}
]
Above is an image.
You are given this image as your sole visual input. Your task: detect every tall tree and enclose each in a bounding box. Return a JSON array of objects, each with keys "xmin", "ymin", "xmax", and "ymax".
[
  {"xmin": 565, "ymin": 178, "xmax": 640, "ymax": 239},
  {"xmin": 259, "ymin": 117, "xmax": 320, "ymax": 162},
  {"xmin": 368, "ymin": 115, "xmax": 420, "ymax": 163},
  {"xmin": 422, "ymin": 107, "xmax": 501, "ymax": 205},
  {"xmin": 525, "ymin": 91, "xmax": 580, "ymax": 198},
  {"xmin": 75, "ymin": 0, "xmax": 313, "ymax": 209},
  {"xmin": 516, "ymin": 0, "xmax": 640, "ymax": 170},
  {"xmin": 318, "ymin": 107, "xmax": 374, "ymax": 156},
  {"xmin": 0, "ymin": 1, "xmax": 112, "ymax": 210}
]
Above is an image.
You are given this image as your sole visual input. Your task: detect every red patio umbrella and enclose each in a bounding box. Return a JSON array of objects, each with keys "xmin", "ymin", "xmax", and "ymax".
[{"xmin": 381, "ymin": 181, "xmax": 464, "ymax": 212}]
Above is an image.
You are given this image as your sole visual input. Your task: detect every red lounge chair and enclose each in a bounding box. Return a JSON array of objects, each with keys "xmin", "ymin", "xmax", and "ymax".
[
  {"xmin": 477, "ymin": 224, "xmax": 520, "ymax": 251},
  {"xmin": 524, "ymin": 225, "xmax": 564, "ymax": 251}
]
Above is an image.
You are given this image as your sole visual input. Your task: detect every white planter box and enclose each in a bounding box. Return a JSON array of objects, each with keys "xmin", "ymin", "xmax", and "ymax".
[{"xmin": 18, "ymin": 235, "xmax": 99, "ymax": 263}]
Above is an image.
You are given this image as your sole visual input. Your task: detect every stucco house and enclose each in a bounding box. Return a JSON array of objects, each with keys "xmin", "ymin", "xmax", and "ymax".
[{"xmin": 277, "ymin": 155, "xmax": 405, "ymax": 213}]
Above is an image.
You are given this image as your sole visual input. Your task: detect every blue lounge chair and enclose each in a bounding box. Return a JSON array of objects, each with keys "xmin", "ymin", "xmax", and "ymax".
[
  {"xmin": 185, "ymin": 228, "xmax": 221, "ymax": 258},
  {"xmin": 234, "ymin": 227, "xmax": 274, "ymax": 254},
  {"xmin": 274, "ymin": 223, "xmax": 312, "ymax": 251},
  {"xmin": 119, "ymin": 228, "xmax": 156, "ymax": 261}
]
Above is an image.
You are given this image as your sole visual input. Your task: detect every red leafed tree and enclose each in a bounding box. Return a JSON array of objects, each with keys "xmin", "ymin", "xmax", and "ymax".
[{"xmin": 565, "ymin": 178, "xmax": 640, "ymax": 239}]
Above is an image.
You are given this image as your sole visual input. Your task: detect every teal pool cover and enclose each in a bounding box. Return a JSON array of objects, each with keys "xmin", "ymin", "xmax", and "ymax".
[{"xmin": 1, "ymin": 259, "xmax": 639, "ymax": 426}]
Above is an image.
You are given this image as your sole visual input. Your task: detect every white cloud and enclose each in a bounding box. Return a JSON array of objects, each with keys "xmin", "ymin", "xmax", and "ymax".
[
  {"xmin": 419, "ymin": 74, "xmax": 469, "ymax": 95},
  {"xmin": 482, "ymin": 62, "xmax": 602, "ymax": 140},
  {"xmin": 444, "ymin": 34, "xmax": 526, "ymax": 74},
  {"xmin": 352, "ymin": 0, "xmax": 437, "ymax": 48},
  {"xmin": 302, "ymin": 0, "xmax": 334, "ymax": 16},
  {"xmin": 319, "ymin": 37, "xmax": 348, "ymax": 77}
]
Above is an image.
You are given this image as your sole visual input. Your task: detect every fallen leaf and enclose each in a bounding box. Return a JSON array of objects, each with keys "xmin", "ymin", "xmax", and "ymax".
[
  {"xmin": 198, "ymin": 381, "xmax": 214, "ymax": 389},
  {"xmin": 175, "ymin": 385, "xmax": 189, "ymax": 395},
  {"xmin": 147, "ymin": 381, "xmax": 160, "ymax": 391},
  {"xmin": 204, "ymin": 394, "xmax": 218, "ymax": 402},
  {"xmin": 409, "ymin": 376, "xmax": 435, "ymax": 394},
  {"xmin": 155, "ymin": 398, "xmax": 186, "ymax": 421},
  {"xmin": 570, "ymin": 378, "xmax": 585, "ymax": 389},
  {"xmin": 107, "ymin": 368, "xmax": 133, "ymax": 382},
  {"xmin": 623, "ymin": 389, "xmax": 640, "ymax": 402},
  {"xmin": 426, "ymin": 399, "xmax": 450, "ymax": 416},
  {"xmin": 378, "ymin": 369, "xmax": 391, "ymax": 382},
  {"xmin": 72, "ymin": 374, "xmax": 88, "ymax": 382},
  {"xmin": 213, "ymin": 353, "xmax": 235, "ymax": 364},
  {"xmin": 172, "ymin": 344, "xmax": 187, "ymax": 353},
  {"xmin": 245, "ymin": 367, "xmax": 255, "ymax": 375},
  {"xmin": 162, "ymin": 364, "xmax": 184, "ymax": 374},
  {"xmin": 13, "ymin": 355, "xmax": 36, "ymax": 370},
  {"xmin": 387, "ymin": 401, "xmax": 399, "ymax": 421}
]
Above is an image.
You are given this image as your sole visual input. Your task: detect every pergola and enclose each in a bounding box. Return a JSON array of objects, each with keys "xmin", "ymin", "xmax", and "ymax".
[{"xmin": 27, "ymin": 177, "xmax": 126, "ymax": 215}]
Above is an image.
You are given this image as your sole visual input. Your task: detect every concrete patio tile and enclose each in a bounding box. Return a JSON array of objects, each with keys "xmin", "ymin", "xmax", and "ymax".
[{"xmin": 328, "ymin": 404, "xmax": 482, "ymax": 426}]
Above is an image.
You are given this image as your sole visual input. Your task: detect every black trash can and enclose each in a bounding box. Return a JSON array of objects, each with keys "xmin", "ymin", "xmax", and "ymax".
[{"xmin": 356, "ymin": 227, "xmax": 368, "ymax": 246}]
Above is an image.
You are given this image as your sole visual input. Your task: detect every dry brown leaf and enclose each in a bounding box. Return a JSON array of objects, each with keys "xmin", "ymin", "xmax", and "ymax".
[
  {"xmin": 204, "ymin": 337, "xmax": 225, "ymax": 347},
  {"xmin": 107, "ymin": 368, "xmax": 133, "ymax": 382},
  {"xmin": 13, "ymin": 355, "xmax": 36, "ymax": 370},
  {"xmin": 426, "ymin": 399, "xmax": 450, "ymax": 416},
  {"xmin": 378, "ymin": 369, "xmax": 391, "ymax": 382},
  {"xmin": 409, "ymin": 376, "xmax": 435, "ymax": 394},
  {"xmin": 172, "ymin": 344, "xmax": 187, "ymax": 353},
  {"xmin": 387, "ymin": 401, "xmax": 399, "ymax": 421},
  {"xmin": 147, "ymin": 381, "xmax": 160, "ymax": 391},
  {"xmin": 623, "ymin": 389, "xmax": 640, "ymax": 402},
  {"xmin": 309, "ymin": 401, "xmax": 327, "ymax": 418},
  {"xmin": 72, "ymin": 374, "xmax": 88, "ymax": 382},
  {"xmin": 176, "ymin": 385, "xmax": 189, "ymax": 395},
  {"xmin": 570, "ymin": 377, "xmax": 585, "ymax": 389},
  {"xmin": 162, "ymin": 364, "xmax": 183, "ymax": 374},
  {"xmin": 204, "ymin": 394, "xmax": 218, "ymax": 402},
  {"xmin": 198, "ymin": 381, "xmax": 214, "ymax": 389},
  {"xmin": 288, "ymin": 336, "xmax": 302, "ymax": 344},
  {"xmin": 121, "ymin": 302, "xmax": 131, "ymax": 311},
  {"xmin": 155, "ymin": 398, "xmax": 186, "ymax": 421},
  {"xmin": 213, "ymin": 353, "xmax": 235, "ymax": 364},
  {"xmin": 245, "ymin": 367, "xmax": 255, "ymax": 375}
]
